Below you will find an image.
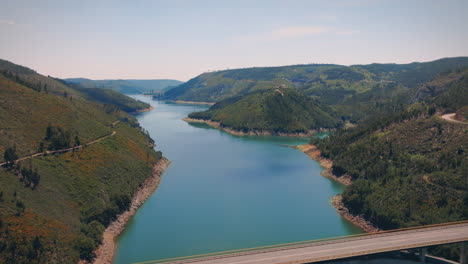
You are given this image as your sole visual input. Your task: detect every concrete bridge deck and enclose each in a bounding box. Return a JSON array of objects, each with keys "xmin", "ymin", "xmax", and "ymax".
[{"xmin": 138, "ymin": 221, "xmax": 468, "ymax": 264}]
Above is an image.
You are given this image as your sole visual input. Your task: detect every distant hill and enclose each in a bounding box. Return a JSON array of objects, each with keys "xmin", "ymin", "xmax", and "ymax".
[
  {"xmin": 0, "ymin": 60, "xmax": 163, "ymax": 263},
  {"xmin": 312, "ymin": 69, "xmax": 468, "ymax": 260},
  {"xmin": 164, "ymin": 57, "xmax": 468, "ymax": 106},
  {"xmin": 65, "ymin": 78, "xmax": 182, "ymax": 94},
  {"xmin": 0, "ymin": 59, "xmax": 152, "ymax": 113},
  {"xmin": 188, "ymin": 88, "xmax": 341, "ymax": 135},
  {"xmin": 63, "ymin": 80, "xmax": 151, "ymax": 112}
]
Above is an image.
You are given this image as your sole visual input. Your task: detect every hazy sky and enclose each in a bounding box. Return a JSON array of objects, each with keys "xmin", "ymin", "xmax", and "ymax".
[{"xmin": 1, "ymin": 0, "xmax": 467, "ymax": 81}]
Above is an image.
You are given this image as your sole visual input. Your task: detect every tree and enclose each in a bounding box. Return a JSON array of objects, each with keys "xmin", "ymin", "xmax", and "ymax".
[
  {"xmin": 74, "ymin": 136, "xmax": 81, "ymax": 147},
  {"xmin": 74, "ymin": 235, "xmax": 96, "ymax": 262},
  {"xmin": 45, "ymin": 124, "xmax": 54, "ymax": 140},
  {"xmin": 21, "ymin": 166, "xmax": 41, "ymax": 189},
  {"xmin": 38, "ymin": 142, "xmax": 45, "ymax": 153},
  {"xmin": 3, "ymin": 146, "xmax": 18, "ymax": 167}
]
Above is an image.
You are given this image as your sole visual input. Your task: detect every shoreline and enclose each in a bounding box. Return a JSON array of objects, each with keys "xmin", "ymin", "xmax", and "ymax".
[
  {"xmin": 135, "ymin": 106, "xmax": 154, "ymax": 113},
  {"xmin": 292, "ymin": 144, "xmax": 380, "ymax": 233},
  {"xmin": 291, "ymin": 144, "xmax": 352, "ymax": 185},
  {"xmin": 332, "ymin": 195, "xmax": 381, "ymax": 233},
  {"xmin": 171, "ymin": 100, "xmax": 215, "ymax": 105},
  {"xmin": 183, "ymin": 117, "xmax": 329, "ymax": 138},
  {"xmin": 91, "ymin": 158, "xmax": 170, "ymax": 264}
]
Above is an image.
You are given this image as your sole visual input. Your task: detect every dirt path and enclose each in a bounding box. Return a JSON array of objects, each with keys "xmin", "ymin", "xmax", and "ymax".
[
  {"xmin": 0, "ymin": 122, "xmax": 118, "ymax": 166},
  {"xmin": 441, "ymin": 113, "xmax": 467, "ymax": 124}
]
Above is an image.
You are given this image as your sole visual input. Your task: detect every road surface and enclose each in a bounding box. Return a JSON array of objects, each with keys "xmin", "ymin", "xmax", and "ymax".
[{"xmin": 141, "ymin": 222, "xmax": 468, "ymax": 264}]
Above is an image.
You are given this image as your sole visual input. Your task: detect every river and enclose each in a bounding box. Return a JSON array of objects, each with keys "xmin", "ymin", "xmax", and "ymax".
[{"xmin": 113, "ymin": 96, "xmax": 362, "ymax": 264}]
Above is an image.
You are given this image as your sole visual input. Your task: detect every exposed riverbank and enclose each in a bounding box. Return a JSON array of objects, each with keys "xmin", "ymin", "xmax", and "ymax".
[
  {"xmin": 183, "ymin": 117, "xmax": 328, "ymax": 137},
  {"xmin": 292, "ymin": 144, "xmax": 380, "ymax": 233},
  {"xmin": 135, "ymin": 106, "xmax": 154, "ymax": 113},
  {"xmin": 332, "ymin": 195, "xmax": 380, "ymax": 233},
  {"xmin": 292, "ymin": 144, "xmax": 352, "ymax": 185},
  {"xmin": 91, "ymin": 158, "xmax": 170, "ymax": 264}
]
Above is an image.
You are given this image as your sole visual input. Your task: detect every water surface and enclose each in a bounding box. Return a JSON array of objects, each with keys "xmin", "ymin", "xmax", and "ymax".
[{"xmin": 114, "ymin": 96, "xmax": 362, "ymax": 264}]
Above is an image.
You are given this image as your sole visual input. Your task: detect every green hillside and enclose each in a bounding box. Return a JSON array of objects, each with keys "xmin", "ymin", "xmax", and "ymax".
[
  {"xmin": 1, "ymin": 59, "xmax": 151, "ymax": 114},
  {"xmin": 64, "ymin": 81, "xmax": 151, "ymax": 113},
  {"xmin": 188, "ymin": 88, "xmax": 341, "ymax": 134},
  {"xmin": 164, "ymin": 58, "xmax": 468, "ymax": 121},
  {"xmin": 78, "ymin": 88, "xmax": 150, "ymax": 112},
  {"xmin": 311, "ymin": 69, "xmax": 468, "ymax": 260},
  {"xmin": 65, "ymin": 78, "xmax": 182, "ymax": 94},
  {"xmin": 0, "ymin": 59, "xmax": 81, "ymax": 98},
  {"xmin": 0, "ymin": 62, "xmax": 163, "ymax": 263}
]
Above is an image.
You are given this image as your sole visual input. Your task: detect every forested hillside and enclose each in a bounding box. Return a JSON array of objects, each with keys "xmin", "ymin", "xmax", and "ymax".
[
  {"xmin": 188, "ymin": 88, "xmax": 341, "ymax": 135},
  {"xmin": 164, "ymin": 57, "xmax": 468, "ymax": 102},
  {"xmin": 311, "ymin": 69, "xmax": 468, "ymax": 259},
  {"xmin": 0, "ymin": 61, "xmax": 163, "ymax": 263},
  {"xmin": 65, "ymin": 78, "xmax": 182, "ymax": 94},
  {"xmin": 0, "ymin": 59, "xmax": 152, "ymax": 114},
  {"xmin": 64, "ymin": 81, "xmax": 151, "ymax": 113}
]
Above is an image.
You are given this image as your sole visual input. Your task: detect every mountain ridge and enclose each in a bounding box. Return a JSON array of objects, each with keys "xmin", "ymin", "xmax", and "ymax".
[
  {"xmin": 164, "ymin": 57, "xmax": 468, "ymax": 104},
  {"xmin": 65, "ymin": 78, "xmax": 182, "ymax": 94}
]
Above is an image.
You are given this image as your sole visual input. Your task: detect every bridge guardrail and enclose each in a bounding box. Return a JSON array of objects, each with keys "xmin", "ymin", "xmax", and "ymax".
[{"xmin": 133, "ymin": 220, "xmax": 468, "ymax": 264}]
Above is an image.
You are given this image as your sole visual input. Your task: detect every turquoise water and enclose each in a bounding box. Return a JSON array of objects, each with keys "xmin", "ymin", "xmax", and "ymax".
[{"xmin": 113, "ymin": 96, "xmax": 362, "ymax": 264}]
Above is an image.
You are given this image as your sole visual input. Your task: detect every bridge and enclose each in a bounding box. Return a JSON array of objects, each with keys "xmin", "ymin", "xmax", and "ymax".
[{"xmin": 136, "ymin": 221, "xmax": 468, "ymax": 264}]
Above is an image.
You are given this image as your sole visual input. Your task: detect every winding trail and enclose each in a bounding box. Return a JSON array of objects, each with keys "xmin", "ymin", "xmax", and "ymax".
[
  {"xmin": 441, "ymin": 113, "xmax": 467, "ymax": 124},
  {"xmin": 0, "ymin": 121, "xmax": 120, "ymax": 166}
]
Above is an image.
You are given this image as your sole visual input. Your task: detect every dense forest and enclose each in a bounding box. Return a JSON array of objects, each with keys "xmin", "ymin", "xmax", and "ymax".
[
  {"xmin": 165, "ymin": 57, "xmax": 468, "ymax": 125},
  {"xmin": 311, "ymin": 68, "xmax": 468, "ymax": 260},
  {"xmin": 188, "ymin": 88, "xmax": 341, "ymax": 134},
  {"xmin": 0, "ymin": 59, "xmax": 163, "ymax": 263},
  {"xmin": 65, "ymin": 78, "xmax": 182, "ymax": 94}
]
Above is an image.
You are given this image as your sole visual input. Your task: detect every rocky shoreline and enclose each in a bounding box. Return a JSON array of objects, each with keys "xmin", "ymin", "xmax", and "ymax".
[
  {"xmin": 332, "ymin": 195, "xmax": 381, "ymax": 233},
  {"xmin": 293, "ymin": 144, "xmax": 352, "ymax": 185},
  {"xmin": 183, "ymin": 117, "xmax": 328, "ymax": 137},
  {"xmin": 91, "ymin": 158, "xmax": 170, "ymax": 264},
  {"xmin": 293, "ymin": 144, "xmax": 380, "ymax": 233}
]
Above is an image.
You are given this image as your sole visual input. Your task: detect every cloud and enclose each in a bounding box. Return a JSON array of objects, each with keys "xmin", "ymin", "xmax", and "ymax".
[{"xmin": 0, "ymin": 20, "xmax": 16, "ymax": 25}]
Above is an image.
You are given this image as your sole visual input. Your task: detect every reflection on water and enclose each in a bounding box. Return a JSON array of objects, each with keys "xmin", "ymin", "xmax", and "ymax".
[{"xmin": 114, "ymin": 96, "xmax": 362, "ymax": 264}]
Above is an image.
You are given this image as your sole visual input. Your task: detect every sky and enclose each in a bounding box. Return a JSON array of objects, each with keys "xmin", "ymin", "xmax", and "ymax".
[{"xmin": 1, "ymin": 0, "xmax": 467, "ymax": 81}]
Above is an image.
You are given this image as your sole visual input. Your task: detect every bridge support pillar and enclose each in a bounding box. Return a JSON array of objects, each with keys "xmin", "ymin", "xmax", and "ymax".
[
  {"xmin": 461, "ymin": 242, "xmax": 467, "ymax": 264},
  {"xmin": 419, "ymin": 247, "xmax": 427, "ymax": 263}
]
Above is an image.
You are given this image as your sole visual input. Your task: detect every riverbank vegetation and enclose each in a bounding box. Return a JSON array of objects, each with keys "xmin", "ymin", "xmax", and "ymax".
[
  {"xmin": 0, "ymin": 59, "xmax": 163, "ymax": 263},
  {"xmin": 311, "ymin": 68, "xmax": 468, "ymax": 260},
  {"xmin": 188, "ymin": 88, "xmax": 341, "ymax": 134}
]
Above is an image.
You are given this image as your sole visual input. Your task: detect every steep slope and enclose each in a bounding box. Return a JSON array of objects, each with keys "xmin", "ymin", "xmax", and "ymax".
[
  {"xmin": 0, "ymin": 63, "xmax": 164, "ymax": 263},
  {"xmin": 164, "ymin": 57, "xmax": 468, "ymax": 103},
  {"xmin": 311, "ymin": 69, "xmax": 468, "ymax": 260},
  {"xmin": 0, "ymin": 59, "xmax": 81, "ymax": 98},
  {"xmin": 66, "ymin": 78, "xmax": 182, "ymax": 94},
  {"xmin": 64, "ymin": 80, "xmax": 151, "ymax": 113},
  {"xmin": 1, "ymin": 59, "xmax": 151, "ymax": 113},
  {"xmin": 77, "ymin": 87, "xmax": 151, "ymax": 112},
  {"xmin": 187, "ymin": 88, "xmax": 341, "ymax": 135}
]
